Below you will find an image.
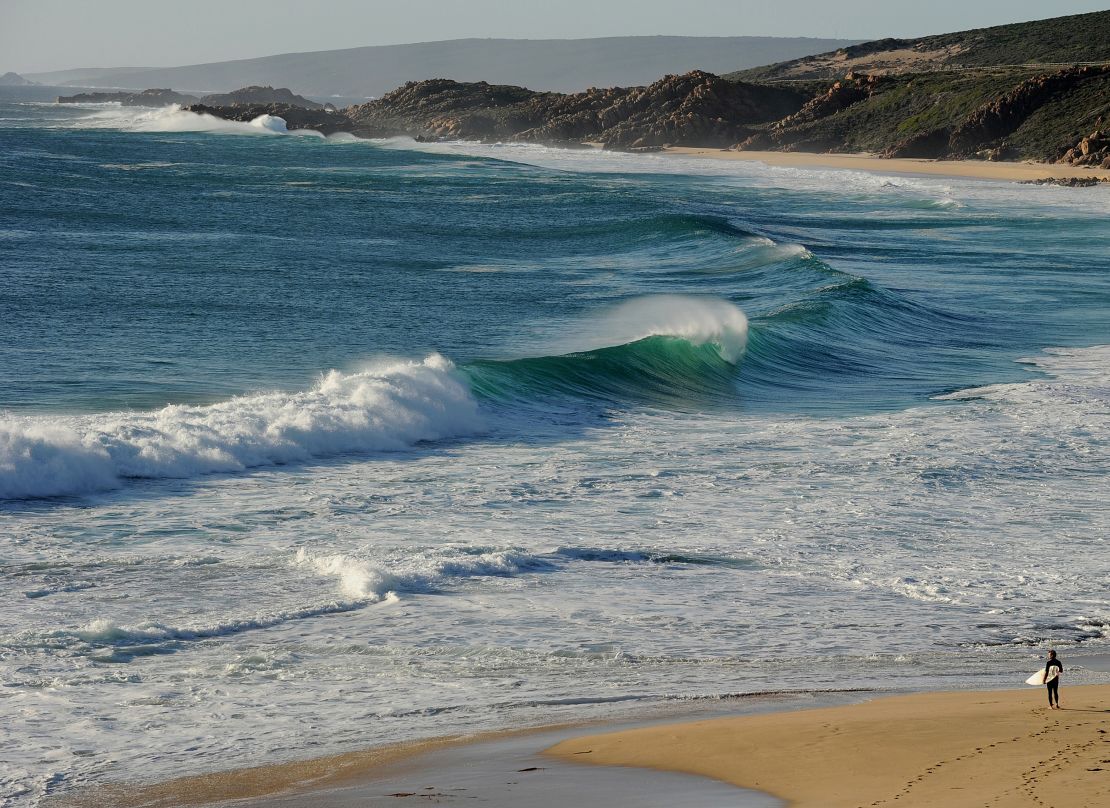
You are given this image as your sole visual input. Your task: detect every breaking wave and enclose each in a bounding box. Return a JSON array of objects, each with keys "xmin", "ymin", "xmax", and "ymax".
[
  {"xmin": 467, "ymin": 295, "xmax": 748, "ymax": 406},
  {"xmin": 73, "ymin": 104, "xmax": 321, "ymax": 137},
  {"xmin": 1, "ymin": 296, "xmax": 752, "ymax": 500},
  {"xmin": 0, "ymin": 355, "xmax": 482, "ymax": 500}
]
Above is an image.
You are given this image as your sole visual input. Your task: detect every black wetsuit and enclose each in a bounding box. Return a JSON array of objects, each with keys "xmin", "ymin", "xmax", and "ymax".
[{"xmin": 1045, "ymin": 657, "xmax": 1063, "ymax": 706}]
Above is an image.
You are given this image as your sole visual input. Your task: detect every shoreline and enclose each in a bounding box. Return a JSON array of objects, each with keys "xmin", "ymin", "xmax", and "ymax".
[
  {"xmin": 50, "ymin": 689, "xmax": 865, "ymax": 808},
  {"xmin": 660, "ymin": 146, "xmax": 1110, "ymax": 183},
  {"xmin": 548, "ymin": 683, "xmax": 1110, "ymax": 807},
  {"xmin": 52, "ymin": 684, "xmax": 1110, "ymax": 807}
]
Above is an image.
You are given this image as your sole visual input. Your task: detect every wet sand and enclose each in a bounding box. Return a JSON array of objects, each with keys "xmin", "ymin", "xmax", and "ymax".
[
  {"xmin": 52, "ymin": 685, "xmax": 1108, "ymax": 807},
  {"xmin": 52, "ymin": 691, "xmax": 862, "ymax": 808},
  {"xmin": 662, "ymin": 147, "xmax": 1110, "ymax": 183},
  {"xmin": 547, "ymin": 683, "xmax": 1110, "ymax": 807}
]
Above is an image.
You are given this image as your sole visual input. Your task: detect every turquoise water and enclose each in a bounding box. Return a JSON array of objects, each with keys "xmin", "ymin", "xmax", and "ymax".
[{"xmin": 2, "ymin": 98, "xmax": 1109, "ymax": 804}]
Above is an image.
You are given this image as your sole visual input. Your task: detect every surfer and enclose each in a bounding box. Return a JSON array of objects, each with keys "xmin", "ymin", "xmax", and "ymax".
[{"xmin": 1044, "ymin": 650, "xmax": 1063, "ymax": 709}]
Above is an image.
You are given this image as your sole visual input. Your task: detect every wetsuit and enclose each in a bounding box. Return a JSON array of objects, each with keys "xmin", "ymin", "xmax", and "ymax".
[{"xmin": 1045, "ymin": 657, "xmax": 1063, "ymax": 706}]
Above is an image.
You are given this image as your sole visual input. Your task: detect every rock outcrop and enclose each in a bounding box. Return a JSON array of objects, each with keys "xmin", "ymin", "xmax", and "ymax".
[
  {"xmin": 1021, "ymin": 176, "xmax": 1108, "ymax": 186},
  {"xmin": 56, "ymin": 88, "xmax": 199, "ymax": 106},
  {"xmin": 198, "ymin": 86, "xmax": 323, "ymax": 110},
  {"xmin": 885, "ymin": 66, "xmax": 1110, "ymax": 159},
  {"xmin": 344, "ymin": 71, "xmax": 808, "ymax": 148},
  {"xmin": 735, "ymin": 72, "xmax": 885, "ymax": 152},
  {"xmin": 1058, "ymin": 127, "xmax": 1110, "ymax": 169}
]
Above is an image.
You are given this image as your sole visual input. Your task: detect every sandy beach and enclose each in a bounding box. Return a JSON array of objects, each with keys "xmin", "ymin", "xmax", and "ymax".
[
  {"xmin": 663, "ymin": 147, "xmax": 1110, "ymax": 183},
  {"xmin": 548, "ymin": 684, "xmax": 1110, "ymax": 807},
  {"xmin": 55, "ymin": 685, "xmax": 1109, "ymax": 807}
]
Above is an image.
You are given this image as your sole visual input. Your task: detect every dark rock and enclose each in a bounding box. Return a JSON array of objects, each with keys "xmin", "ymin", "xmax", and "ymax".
[
  {"xmin": 344, "ymin": 71, "xmax": 808, "ymax": 149},
  {"xmin": 1058, "ymin": 127, "xmax": 1110, "ymax": 168},
  {"xmin": 199, "ymin": 86, "xmax": 324, "ymax": 110},
  {"xmin": 1021, "ymin": 176, "xmax": 1106, "ymax": 187},
  {"xmin": 781, "ymin": 73, "xmax": 884, "ymax": 127},
  {"xmin": 56, "ymin": 88, "xmax": 199, "ymax": 106},
  {"xmin": 883, "ymin": 128, "xmax": 952, "ymax": 159}
]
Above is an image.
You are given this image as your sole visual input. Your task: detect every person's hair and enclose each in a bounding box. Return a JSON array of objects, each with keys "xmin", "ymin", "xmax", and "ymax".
[{"xmin": 1048, "ymin": 649, "xmax": 1056, "ymax": 656}]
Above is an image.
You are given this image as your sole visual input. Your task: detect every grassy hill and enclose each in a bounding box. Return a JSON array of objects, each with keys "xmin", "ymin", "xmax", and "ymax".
[
  {"xmin": 723, "ymin": 10, "xmax": 1110, "ymax": 166},
  {"xmin": 730, "ymin": 10, "xmax": 1110, "ymax": 82}
]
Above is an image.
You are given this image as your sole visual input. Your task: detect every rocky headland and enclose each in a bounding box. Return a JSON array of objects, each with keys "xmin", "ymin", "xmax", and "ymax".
[
  {"xmin": 56, "ymin": 9, "xmax": 1110, "ymax": 173},
  {"xmin": 190, "ymin": 61, "xmax": 1110, "ymax": 173},
  {"xmin": 194, "ymin": 85, "xmax": 324, "ymax": 110},
  {"xmin": 344, "ymin": 71, "xmax": 808, "ymax": 149},
  {"xmin": 56, "ymin": 85, "xmax": 323, "ymax": 110},
  {"xmin": 56, "ymin": 88, "xmax": 200, "ymax": 106}
]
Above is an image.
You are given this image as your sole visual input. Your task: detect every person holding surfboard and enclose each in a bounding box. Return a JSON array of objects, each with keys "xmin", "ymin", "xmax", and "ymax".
[{"xmin": 1044, "ymin": 650, "xmax": 1063, "ymax": 709}]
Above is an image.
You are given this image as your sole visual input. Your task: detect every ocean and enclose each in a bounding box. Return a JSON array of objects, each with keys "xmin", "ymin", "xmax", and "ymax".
[{"xmin": 2, "ymin": 97, "xmax": 1108, "ymax": 805}]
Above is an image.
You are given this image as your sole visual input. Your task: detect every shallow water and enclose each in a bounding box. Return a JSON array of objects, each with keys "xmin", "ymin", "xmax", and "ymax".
[{"xmin": 2, "ymin": 96, "xmax": 1108, "ymax": 805}]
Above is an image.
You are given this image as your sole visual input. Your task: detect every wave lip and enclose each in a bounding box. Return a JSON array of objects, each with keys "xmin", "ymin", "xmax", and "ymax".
[
  {"xmin": 550, "ymin": 295, "xmax": 749, "ymax": 363},
  {"xmin": 0, "ymin": 354, "xmax": 482, "ymax": 500},
  {"xmin": 467, "ymin": 295, "xmax": 749, "ymax": 407}
]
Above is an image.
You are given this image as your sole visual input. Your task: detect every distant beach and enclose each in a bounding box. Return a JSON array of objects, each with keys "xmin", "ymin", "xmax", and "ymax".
[{"xmin": 663, "ymin": 147, "xmax": 1110, "ymax": 183}]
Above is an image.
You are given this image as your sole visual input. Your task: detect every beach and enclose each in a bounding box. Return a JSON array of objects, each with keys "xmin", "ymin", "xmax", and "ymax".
[
  {"xmin": 549, "ymin": 683, "xmax": 1110, "ymax": 807},
  {"xmin": 55, "ymin": 684, "xmax": 1109, "ymax": 807},
  {"xmin": 663, "ymin": 146, "xmax": 1110, "ymax": 183}
]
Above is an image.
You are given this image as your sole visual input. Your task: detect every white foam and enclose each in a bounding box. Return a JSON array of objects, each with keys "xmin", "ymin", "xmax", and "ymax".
[
  {"xmin": 544, "ymin": 295, "xmax": 749, "ymax": 363},
  {"xmin": 293, "ymin": 547, "xmax": 549, "ymax": 603},
  {"xmin": 0, "ymin": 354, "xmax": 482, "ymax": 500},
  {"xmin": 381, "ymin": 138, "xmax": 1110, "ymax": 215},
  {"xmin": 294, "ymin": 549, "xmax": 400, "ymax": 602},
  {"xmin": 72, "ymin": 105, "xmax": 322, "ymax": 138},
  {"xmin": 248, "ymin": 114, "xmax": 288, "ymax": 134}
]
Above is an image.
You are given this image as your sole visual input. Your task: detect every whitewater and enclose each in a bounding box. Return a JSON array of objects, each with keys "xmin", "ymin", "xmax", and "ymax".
[{"xmin": 1, "ymin": 98, "xmax": 1109, "ymax": 806}]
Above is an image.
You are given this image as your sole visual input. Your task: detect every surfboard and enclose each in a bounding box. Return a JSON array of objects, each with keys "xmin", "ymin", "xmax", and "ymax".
[{"xmin": 1025, "ymin": 669, "xmax": 1058, "ymax": 685}]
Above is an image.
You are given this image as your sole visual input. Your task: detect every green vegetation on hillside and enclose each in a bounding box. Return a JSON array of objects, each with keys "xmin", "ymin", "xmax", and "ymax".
[
  {"xmin": 914, "ymin": 10, "xmax": 1110, "ymax": 67},
  {"xmin": 729, "ymin": 9, "xmax": 1110, "ymax": 82}
]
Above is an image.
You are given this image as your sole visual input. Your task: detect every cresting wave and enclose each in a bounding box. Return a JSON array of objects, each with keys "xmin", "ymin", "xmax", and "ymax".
[
  {"xmin": 1, "ymin": 296, "xmax": 749, "ymax": 500},
  {"xmin": 0, "ymin": 355, "xmax": 481, "ymax": 500},
  {"xmin": 467, "ymin": 296, "xmax": 749, "ymax": 406}
]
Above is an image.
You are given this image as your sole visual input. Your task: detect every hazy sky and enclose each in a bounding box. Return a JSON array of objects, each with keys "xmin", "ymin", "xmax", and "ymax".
[{"xmin": 3, "ymin": 0, "xmax": 1106, "ymax": 73}]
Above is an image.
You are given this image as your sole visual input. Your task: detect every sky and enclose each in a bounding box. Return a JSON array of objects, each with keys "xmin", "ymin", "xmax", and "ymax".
[{"xmin": 2, "ymin": 0, "xmax": 1107, "ymax": 74}]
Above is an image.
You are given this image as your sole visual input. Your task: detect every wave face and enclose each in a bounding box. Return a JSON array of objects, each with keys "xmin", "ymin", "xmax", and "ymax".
[
  {"xmin": 467, "ymin": 295, "xmax": 747, "ymax": 406},
  {"xmin": 0, "ymin": 356, "xmax": 481, "ymax": 499},
  {"xmin": 3, "ymin": 92, "xmax": 1110, "ymax": 808},
  {"xmin": 0, "ymin": 295, "xmax": 747, "ymax": 499}
]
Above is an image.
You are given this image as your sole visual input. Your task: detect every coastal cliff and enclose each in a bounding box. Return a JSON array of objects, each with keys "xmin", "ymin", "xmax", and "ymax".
[
  {"xmin": 345, "ymin": 71, "xmax": 808, "ymax": 148},
  {"xmin": 166, "ymin": 9, "xmax": 1110, "ymax": 168}
]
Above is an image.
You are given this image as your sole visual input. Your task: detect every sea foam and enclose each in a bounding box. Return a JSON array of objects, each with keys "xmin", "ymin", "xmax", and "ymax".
[
  {"xmin": 0, "ymin": 355, "xmax": 482, "ymax": 500},
  {"xmin": 547, "ymin": 295, "xmax": 749, "ymax": 363},
  {"xmin": 75, "ymin": 105, "xmax": 321, "ymax": 138}
]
